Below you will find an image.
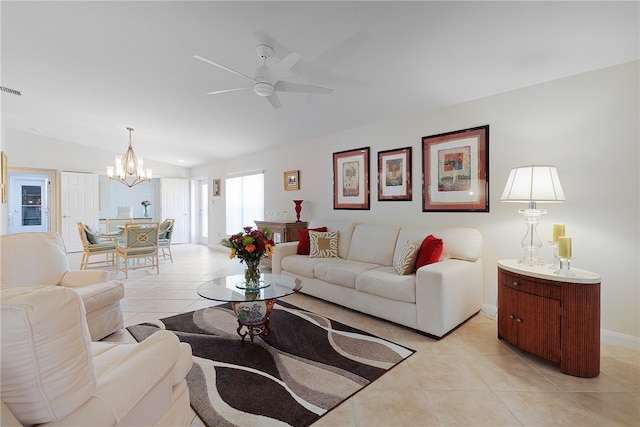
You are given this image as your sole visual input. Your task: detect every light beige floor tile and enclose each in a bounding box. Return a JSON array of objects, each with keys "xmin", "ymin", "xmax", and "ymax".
[
  {"xmin": 472, "ymin": 354, "xmax": 558, "ymax": 391},
  {"xmin": 425, "ymin": 390, "xmax": 520, "ymax": 426},
  {"xmin": 312, "ymin": 400, "xmax": 356, "ymax": 427},
  {"xmin": 355, "ymin": 384, "xmax": 439, "ymax": 426},
  {"xmin": 495, "ymin": 390, "xmax": 602, "ymax": 426},
  {"xmin": 568, "ymin": 391, "xmax": 640, "ymax": 426}
]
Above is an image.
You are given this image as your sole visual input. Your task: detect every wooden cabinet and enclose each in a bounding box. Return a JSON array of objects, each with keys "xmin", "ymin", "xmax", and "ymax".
[
  {"xmin": 497, "ymin": 260, "xmax": 601, "ymax": 377},
  {"xmin": 254, "ymin": 221, "xmax": 307, "ymax": 268}
]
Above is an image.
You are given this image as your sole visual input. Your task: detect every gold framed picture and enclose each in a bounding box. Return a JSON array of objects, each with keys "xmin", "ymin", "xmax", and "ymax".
[
  {"xmin": 212, "ymin": 179, "xmax": 221, "ymax": 197},
  {"xmin": 283, "ymin": 170, "xmax": 299, "ymax": 191}
]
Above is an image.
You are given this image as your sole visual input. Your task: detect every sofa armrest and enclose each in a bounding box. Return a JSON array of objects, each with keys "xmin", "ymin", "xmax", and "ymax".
[
  {"xmin": 61, "ymin": 270, "xmax": 110, "ymax": 287},
  {"xmin": 415, "ymin": 258, "xmax": 483, "ymax": 337},
  {"xmin": 271, "ymin": 241, "xmax": 299, "ymax": 274}
]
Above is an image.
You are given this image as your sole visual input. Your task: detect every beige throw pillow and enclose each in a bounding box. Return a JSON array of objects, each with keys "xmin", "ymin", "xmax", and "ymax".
[
  {"xmin": 394, "ymin": 240, "xmax": 419, "ymax": 275},
  {"xmin": 309, "ymin": 230, "xmax": 339, "ymax": 258}
]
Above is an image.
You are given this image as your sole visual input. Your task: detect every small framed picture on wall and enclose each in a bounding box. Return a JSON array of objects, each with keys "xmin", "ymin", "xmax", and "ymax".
[
  {"xmin": 212, "ymin": 179, "xmax": 221, "ymax": 197},
  {"xmin": 378, "ymin": 147, "xmax": 412, "ymax": 201},
  {"xmin": 284, "ymin": 170, "xmax": 300, "ymax": 190}
]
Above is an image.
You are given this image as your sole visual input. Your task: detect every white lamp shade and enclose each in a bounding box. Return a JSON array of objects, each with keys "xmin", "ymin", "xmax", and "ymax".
[{"xmin": 501, "ymin": 165, "xmax": 566, "ymax": 202}]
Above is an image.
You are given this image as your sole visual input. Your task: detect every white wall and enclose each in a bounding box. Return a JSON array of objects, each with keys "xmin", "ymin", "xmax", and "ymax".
[{"xmin": 193, "ymin": 61, "xmax": 639, "ymax": 344}]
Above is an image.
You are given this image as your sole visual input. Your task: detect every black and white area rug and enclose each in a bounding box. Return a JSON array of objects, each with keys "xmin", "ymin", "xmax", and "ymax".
[{"xmin": 127, "ymin": 300, "xmax": 414, "ymax": 427}]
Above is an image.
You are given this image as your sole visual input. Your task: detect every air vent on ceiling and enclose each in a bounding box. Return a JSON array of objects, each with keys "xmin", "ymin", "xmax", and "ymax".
[{"xmin": 0, "ymin": 86, "xmax": 22, "ymax": 96}]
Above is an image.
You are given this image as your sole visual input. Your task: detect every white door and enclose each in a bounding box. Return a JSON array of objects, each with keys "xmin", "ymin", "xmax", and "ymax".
[
  {"xmin": 61, "ymin": 172, "xmax": 99, "ymax": 252},
  {"xmin": 161, "ymin": 178, "xmax": 189, "ymax": 244},
  {"xmin": 8, "ymin": 175, "xmax": 50, "ymax": 233}
]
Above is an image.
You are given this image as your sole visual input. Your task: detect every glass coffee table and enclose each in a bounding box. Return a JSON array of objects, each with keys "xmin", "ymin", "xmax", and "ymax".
[{"xmin": 197, "ymin": 274, "xmax": 303, "ymax": 343}]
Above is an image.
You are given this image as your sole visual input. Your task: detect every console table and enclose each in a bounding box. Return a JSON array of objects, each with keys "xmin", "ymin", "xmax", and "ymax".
[
  {"xmin": 497, "ymin": 259, "xmax": 601, "ymax": 377},
  {"xmin": 254, "ymin": 220, "xmax": 307, "ymax": 268}
]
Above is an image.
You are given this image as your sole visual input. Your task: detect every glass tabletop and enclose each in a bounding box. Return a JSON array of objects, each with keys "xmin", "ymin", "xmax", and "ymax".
[{"xmin": 197, "ymin": 273, "xmax": 303, "ymax": 302}]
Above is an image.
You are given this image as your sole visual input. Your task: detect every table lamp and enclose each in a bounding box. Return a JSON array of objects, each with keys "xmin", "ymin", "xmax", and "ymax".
[{"xmin": 501, "ymin": 165, "xmax": 566, "ymax": 265}]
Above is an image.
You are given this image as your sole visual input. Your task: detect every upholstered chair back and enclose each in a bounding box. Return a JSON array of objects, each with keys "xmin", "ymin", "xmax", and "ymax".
[
  {"xmin": 0, "ymin": 232, "xmax": 70, "ymax": 286},
  {"xmin": 1, "ymin": 286, "xmax": 96, "ymax": 425}
]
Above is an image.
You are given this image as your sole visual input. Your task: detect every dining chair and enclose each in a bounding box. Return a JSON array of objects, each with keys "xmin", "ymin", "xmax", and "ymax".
[
  {"xmin": 158, "ymin": 218, "xmax": 175, "ymax": 263},
  {"xmin": 115, "ymin": 222, "xmax": 160, "ymax": 278},
  {"xmin": 77, "ymin": 222, "xmax": 116, "ymax": 270}
]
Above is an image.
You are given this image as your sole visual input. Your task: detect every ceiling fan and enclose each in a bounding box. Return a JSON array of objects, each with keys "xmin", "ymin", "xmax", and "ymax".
[{"xmin": 194, "ymin": 45, "xmax": 333, "ymax": 109}]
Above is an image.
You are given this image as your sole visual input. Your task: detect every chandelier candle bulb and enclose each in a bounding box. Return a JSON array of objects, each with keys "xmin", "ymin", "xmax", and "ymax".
[
  {"xmin": 558, "ymin": 236, "xmax": 572, "ymax": 258},
  {"xmin": 552, "ymin": 223, "xmax": 565, "ymax": 242}
]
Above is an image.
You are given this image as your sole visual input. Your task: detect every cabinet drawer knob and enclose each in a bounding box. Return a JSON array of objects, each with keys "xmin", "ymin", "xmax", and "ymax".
[
  {"xmin": 509, "ymin": 315, "xmax": 515, "ymax": 320},
  {"xmin": 516, "ymin": 318, "xmax": 522, "ymax": 323},
  {"xmin": 513, "ymin": 281, "xmax": 519, "ymax": 286}
]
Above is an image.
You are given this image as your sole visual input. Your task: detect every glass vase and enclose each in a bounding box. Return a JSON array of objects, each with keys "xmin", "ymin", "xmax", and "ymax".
[
  {"xmin": 143, "ymin": 205, "xmax": 149, "ymax": 217},
  {"xmin": 244, "ymin": 259, "xmax": 261, "ymax": 288}
]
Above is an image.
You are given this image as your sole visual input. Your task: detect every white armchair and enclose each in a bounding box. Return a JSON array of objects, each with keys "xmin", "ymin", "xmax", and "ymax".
[
  {"xmin": 0, "ymin": 232, "xmax": 124, "ymax": 340},
  {"xmin": 1, "ymin": 286, "xmax": 194, "ymax": 426}
]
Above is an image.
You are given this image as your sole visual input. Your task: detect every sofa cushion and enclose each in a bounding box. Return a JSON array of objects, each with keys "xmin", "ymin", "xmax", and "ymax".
[
  {"xmin": 309, "ymin": 230, "xmax": 339, "ymax": 258},
  {"xmin": 297, "ymin": 227, "xmax": 328, "ymax": 255},
  {"xmin": 356, "ymin": 267, "xmax": 416, "ymax": 303},
  {"xmin": 281, "ymin": 255, "xmax": 328, "ymax": 278},
  {"xmin": 308, "ymin": 220, "xmax": 355, "ymax": 259},
  {"xmin": 0, "ymin": 286, "xmax": 96, "ymax": 425},
  {"xmin": 0, "ymin": 232, "xmax": 70, "ymax": 286},
  {"xmin": 415, "ymin": 235, "xmax": 444, "ymax": 270},
  {"xmin": 347, "ymin": 224, "xmax": 400, "ymax": 266},
  {"xmin": 313, "ymin": 259, "xmax": 380, "ymax": 288},
  {"xmin": 394, "ymin": 240, "xmax": 419, "ymax": 275}
]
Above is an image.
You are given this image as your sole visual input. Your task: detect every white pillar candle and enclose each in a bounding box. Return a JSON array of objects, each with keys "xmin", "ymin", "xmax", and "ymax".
[
  {"xmin": 558, "ymin": 236, "xmax": 572, "ymax": 258},
  {"xmin": 552, "ymin": 223, "xmax": 565, "ymax": 242}
]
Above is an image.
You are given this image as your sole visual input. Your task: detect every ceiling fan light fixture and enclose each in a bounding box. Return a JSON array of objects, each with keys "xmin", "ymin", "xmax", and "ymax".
[{"xmin": 254, "ymin": 82, "xmax": 274, "ymax": 97}]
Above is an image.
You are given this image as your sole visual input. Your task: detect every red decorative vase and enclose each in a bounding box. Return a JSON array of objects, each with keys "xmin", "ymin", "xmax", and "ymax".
[{"xmin": 293, "ymin": 200, "xmax": 303, "ymax": 222}]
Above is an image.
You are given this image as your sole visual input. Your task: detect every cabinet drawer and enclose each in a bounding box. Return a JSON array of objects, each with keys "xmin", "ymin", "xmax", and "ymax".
[{"xmin": 498, "ymin": 268, "xmax": 562, "ymax": 299}]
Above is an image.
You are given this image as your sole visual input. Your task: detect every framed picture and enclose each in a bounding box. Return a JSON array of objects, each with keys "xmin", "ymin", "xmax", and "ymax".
[
  {"xmin": 333, "ymin": 147, "xmax": 370, "ymax": 210},
  {"xmin": 283, "ymin": 170, "xmax": 299, "ymax": 190},
  {"xmin": 1, "ymin": 151, "xmax": 7, "ymax": 203},
  {"xmin": 422, "ymin": 125, "xmax": 489, "ymax": 212},
  {"xmin": 212, "ymin": 179, "xmax": 221, "ymax": 197},
  {"xmin": 378, "ymin": 147, "xmax": 412, "ymax": 201}
]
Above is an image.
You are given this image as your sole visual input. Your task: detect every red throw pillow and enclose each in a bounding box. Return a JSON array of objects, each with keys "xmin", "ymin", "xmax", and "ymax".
[
  {"xmin": 415, "ymin": 235, "xmax": 444, "ymax": 270},
  {"xmin": 297, "ymin": 227, "xmax": 328, "ymax": 255}
]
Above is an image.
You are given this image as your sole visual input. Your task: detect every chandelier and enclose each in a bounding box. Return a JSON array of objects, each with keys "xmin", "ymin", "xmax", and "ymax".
[{"xmin": 107, "ymin": 127, "xmax": 152, "ymax": 188}]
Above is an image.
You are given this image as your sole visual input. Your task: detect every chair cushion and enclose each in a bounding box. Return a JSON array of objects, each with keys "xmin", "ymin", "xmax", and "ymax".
[
  {"xmin": 85, "ymin": 225, "xmax": 101, "ymax": 244},
  {"xmin": 0, "ymin": 232, "xmax": 70, "ymax": 286},
  {"xmin": 0, "ymin": 286, "xmax": 96, "ymax": 425}
]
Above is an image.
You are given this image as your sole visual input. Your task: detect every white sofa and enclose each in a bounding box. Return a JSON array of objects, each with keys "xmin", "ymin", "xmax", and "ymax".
[
  {"xmin": 0, "ymin": 232, "xmax": 124, "ymax": 341},
  {"xmin": 1, "ymin": 286, "xmax": 194, "ymax": 426},
  {"xmin": 271, "ymin": 220, "xmax": 483, "ymax": 338}
]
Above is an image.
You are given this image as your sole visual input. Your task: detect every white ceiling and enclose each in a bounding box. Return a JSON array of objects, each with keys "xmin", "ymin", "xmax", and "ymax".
[{"xmin": 2, "ymin": 1, "xmax": 638, "ymax": 168}]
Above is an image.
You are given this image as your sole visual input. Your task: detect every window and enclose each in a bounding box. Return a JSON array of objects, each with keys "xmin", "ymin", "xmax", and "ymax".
[{"xmin": 225, "ymin": 172, "xmax": 264, "ymax": 235}]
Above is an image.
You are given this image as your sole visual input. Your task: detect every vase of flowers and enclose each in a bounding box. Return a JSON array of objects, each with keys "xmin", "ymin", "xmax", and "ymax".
[
  {"xmin": 220, "ymin": 226, "xmax": 275, "ymax": 288},
  {"xmin": 141, "ymin": 200, "xmax": 151, "ymax": 217}
]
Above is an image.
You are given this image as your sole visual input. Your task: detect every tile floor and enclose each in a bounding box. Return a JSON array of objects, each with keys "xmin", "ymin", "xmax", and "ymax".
[{"xmin": 70, "ymin": 243, "xmax": 640, "ymax": 426}]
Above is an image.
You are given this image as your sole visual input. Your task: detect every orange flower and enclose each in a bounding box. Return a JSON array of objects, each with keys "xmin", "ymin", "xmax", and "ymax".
[{"xmin": 245, "ymin": 243, "xmax": 256, "ymax": 253}]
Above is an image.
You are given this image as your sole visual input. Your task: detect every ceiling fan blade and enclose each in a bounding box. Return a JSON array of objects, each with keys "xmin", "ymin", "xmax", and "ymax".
[
  {"xmin": 266, "ymin": 93, "xmax": 281, "ymax": 109},
  {"xmin": 274, "ymin": 81, "xmax": 333, "ymax": 95},
  {"xmin": 206, "ymin": 86, "xmax": 253, "ymax": 95},
  {"xmin": 263, "ymin": 52, "xmax": 302, "ymax": 84},
  {"xmin": 194, "ymin": 55, "xmax": 256, "ymax": 83}
]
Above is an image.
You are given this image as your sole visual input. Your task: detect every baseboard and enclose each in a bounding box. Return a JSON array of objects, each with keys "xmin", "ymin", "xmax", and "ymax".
[
  {"xmin": 481, "ymin": 303, "xmax": 497, "ymax": 317},
  {"xmin": 482, "ymin": 303, "xmax": 640, "ymax": 350},
  {"xmin": 601, "ymin": 329, "xmax": 640, "ymax": 350}
]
